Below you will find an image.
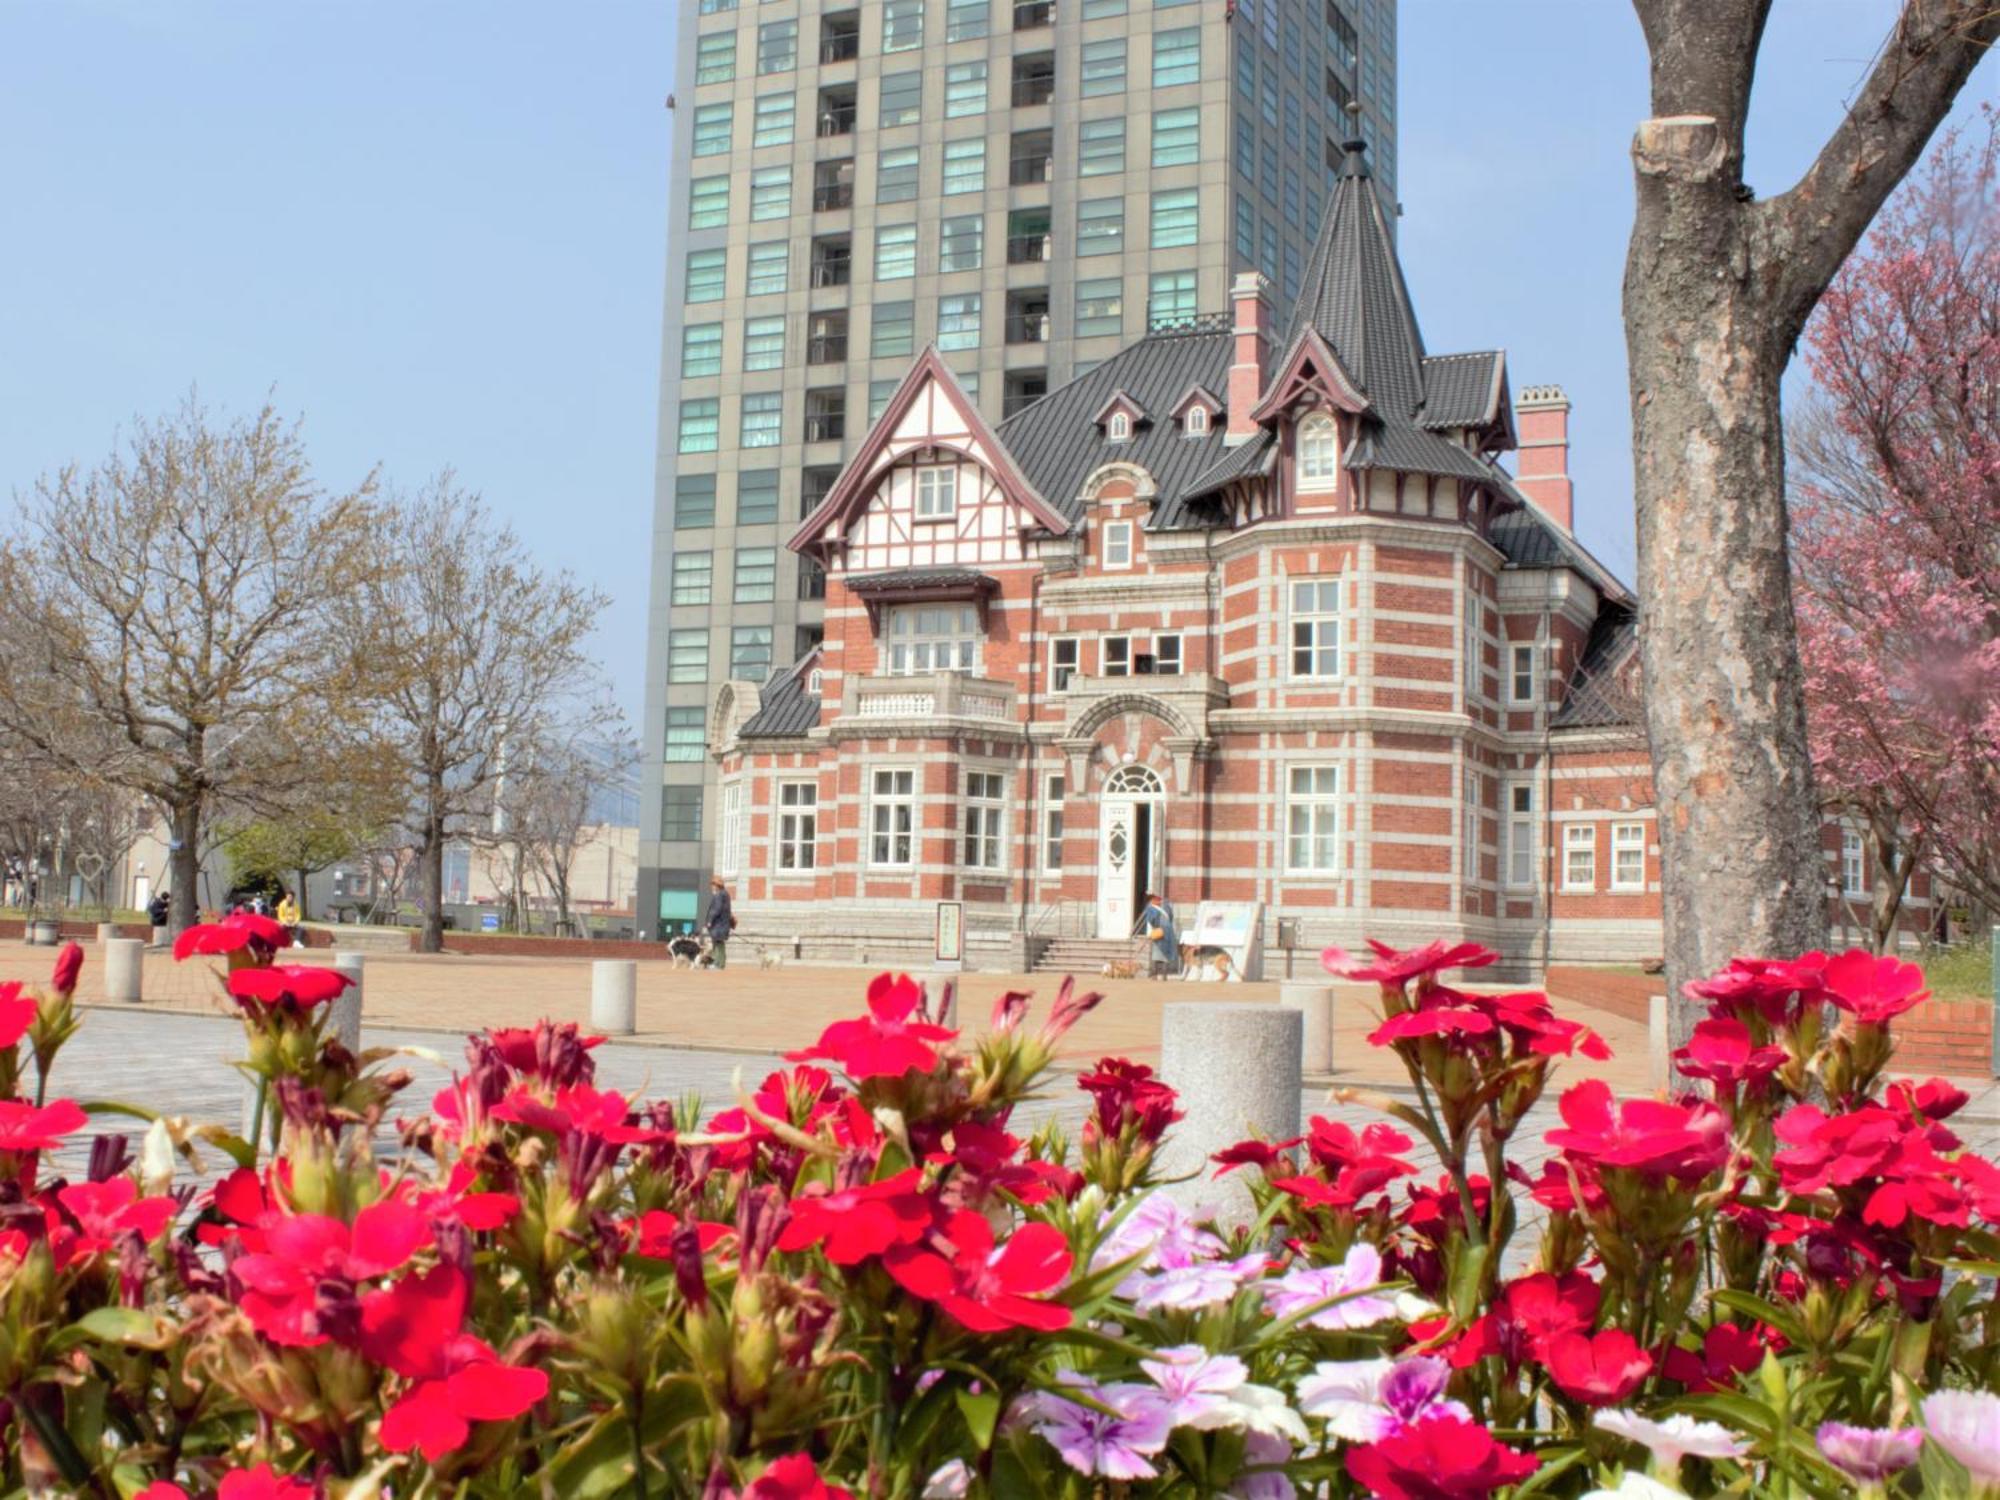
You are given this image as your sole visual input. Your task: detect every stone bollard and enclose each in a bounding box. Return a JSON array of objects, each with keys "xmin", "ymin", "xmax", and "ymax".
[
  {"xmin": 328, "ymin": 953, "xmax": 365, "ymax": 1053},
  {"xmin": 1648, "ymin": 994, "xmax": 1670, "ymax": 1090},
  {"xmin": 1155, "ymin": 1003, "xmax": 1302, "ymax": 1216},
  {"xmin": 1279, "ymin": 982, "xmax": 1335, "ymax": 1075},
  {"xmin": 150, "ymin": 924, "xmax": 169, "ymax": 950},
  {"xmin": 96, "ymin": 922, "xmax": 118, "ymax": 943},
  {"xmin": 104, "ymin": 938, "xmax": 144, "ymax": 1004},
  {"xmin": 591, "ymin": 959, "xmax": 638, "ymax": 1036}
]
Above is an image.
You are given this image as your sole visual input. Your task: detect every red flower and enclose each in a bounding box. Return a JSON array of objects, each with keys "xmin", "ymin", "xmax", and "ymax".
[
  {"xmin": 0, "ymin": 983, "xmax": 37, "ymax": 1048},
  {"xmin": 1684, "ymin": 954, "xmax": 1826, "ymax": 1025},
  {"xmin": 1323, "ymin": 938, "xmax": 1499, "ymax": 986},
  {"xmin": 1546, "ymin": 1327, "xmax": 1651, "ymax": 1405},
  {"xmin": 234, "ymin": 1200, "xmax": 430, "ymax": 1345},
  {"xmin": 1545, "ymin": 1080, "xmax": 1729, "ymax": 1183},
  {"xmin": 50, "ymin": 941, "xmax": 83, "ymax": 996},
  {"xmin": 746, "ymin": 1454, "xmax": 855, "ymax": 1500},
  {"xmin": 393, "ymin": 1160, "xmax": 521, "ymax": 1231},
  {"xmin": 172, "ymin": 913, "xmax": 290, "ymax": 962},
  {"xmin": 1674, "ymin": 1017, "xmax": 1787, "ymax": 1086},
  {"xmin": 0, "ymin": 1097, "xmax": 88, "ymax": 1154},
  {"xmin": 1484, "ymin": 990, "xmax": 1612, "ymax": 1060},
  {"xmin": 775, "ymin": 1167, "xmax": 934, "ymax": 1264},
  {"xmin": 1820, "ymin": 948, "xmax": 1929, "ymax": 1024},
  {"xmin": 787, "ymin": 973, "xmax": 957, "ymax": 1080},
  {"xmin": 1886, "ymin": 1077, "xmax": 1969, "ymax": 1122},
  {"xmin": 483, "ymin": 1021, "xmax": 605, "ymax": 1088},
  {"xmin": 1771, "ymin": 1104, "xmax": 1926, "ymax": 1194},
  {"xmin": 219, "ymin": 1470, "xmax": 316, "ymax": 1500},
  {"xmin": 360, "ymin": 1264, "xmax": 548, "ymax": 1460},
  {"xmin": 1368, "ymin": 1005, "xmax": 1497, "ymax": 1047},
  {"xmin": 623, "ymin": 1208, "xmax": 733, "ymax": 1259},
  {"xmin": 226, "ymin": 965, "xmax": 353, "ymax": 1011},
  {"xmin": 1077, "ymin": 1058, "xmax": 1183, "ymax": 1145},
  {"xmin": 1210, "ymin": 1136, "xmax": 1304, "ymax": 1174},
  {"xmin": 882, "ymin": 1208, "xmax": 1072, "ymax": 1332},
  {"xmin": 54, "ymin": 1177, "xmax": 178, "ymax": 1256},
  {"xmin": 1662, "ymin": 1321, "xmax": 1766, "ymax": 1392},
  {"xmin": 490, "ymin": 1084, "xmax": 668, "ymax": 1145},
  {"xmin": 1345, "ymin": 1413, "xmax": 1538, "ymax": 1499},
  {"xmin": 1492, "ymin": 1271, "xmax": 1600, "ymax": 1365}
]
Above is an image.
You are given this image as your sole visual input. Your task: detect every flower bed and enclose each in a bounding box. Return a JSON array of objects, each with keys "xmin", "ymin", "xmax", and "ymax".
[{"xmin": 1, "ymin": 923, "xmax": 1998, "ymax": 1497}]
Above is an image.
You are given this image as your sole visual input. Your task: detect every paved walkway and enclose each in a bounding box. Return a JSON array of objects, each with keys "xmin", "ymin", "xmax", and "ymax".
[{"xmin": 0, "ymin": 939, "xmax": 1658, "ymax": 1093}]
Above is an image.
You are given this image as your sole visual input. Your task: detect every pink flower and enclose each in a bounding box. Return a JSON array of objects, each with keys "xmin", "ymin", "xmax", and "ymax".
[
  {"xmin": 0, "ymin": 982, "xmax": 35, "ymax": 1048},
  {"xmin": 1673, "ymin": 1018, "xmax": 1787, "ymax": 1086},
  {"xmin": 1322, "ymin": 939, "xmax": 1498, "ymax": 986},
  {"xmin": 172, "ymin": 914, "xmax": 290, "ymax": 962},
  {"xmin": 787, "ymin": 973, "xmax": 958, "ymax": 1080},
  {"xmin": 1027, "ymin": 1375, "xmax": 1175, "ymax": 1480},
  {"xmin": 1821, "ymin": 948, "xmax": 1930, "ymax": 1024},
  {"xmin": 361, "ymin": 1264, "xmax": 549, "ymax": 1460},
  {"xmin": 882, "ymin": 1209, "xmax": 1072, "ymax": 1332},
  {"xmin": 745, "ymin": 1454, "xmax": 856, "ymax": 1500},
  {"xmin": 1367, "ymin": 1005, "xmax": 1496, "ymax": 1046},
  {"xmin": 50, "ymin": 941, "xmax": 83, "ymax": 996},
  {"xmin": 1260, "ymin": 1243, "xmax": 1396, "ymax": 1330}
]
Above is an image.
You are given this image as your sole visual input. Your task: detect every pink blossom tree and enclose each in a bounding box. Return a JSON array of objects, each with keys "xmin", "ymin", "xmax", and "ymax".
[{"xmin": 1791, "ymin": 116, "xmax": 2000, "ymax": 949}]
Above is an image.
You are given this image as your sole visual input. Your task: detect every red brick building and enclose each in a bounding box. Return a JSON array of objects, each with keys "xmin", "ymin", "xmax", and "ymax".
[{"xmin": 710, "ymin": 145, "xmax": 1927, "ymax": 973}]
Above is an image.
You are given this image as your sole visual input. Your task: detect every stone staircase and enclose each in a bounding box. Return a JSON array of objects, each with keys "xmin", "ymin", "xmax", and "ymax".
[
  {"xmin": 321, "ymin": 924, "xmax": 413, "ymax": 953},
  {"xmin": 1032, "ymin": 936, "xmax": 1148, "ymax": 975}
]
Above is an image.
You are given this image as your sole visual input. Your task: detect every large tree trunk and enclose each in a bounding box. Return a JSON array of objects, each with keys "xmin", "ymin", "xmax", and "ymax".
[
  {"xmin": 168, "ymin": 799, "xmax": 201, "ymax": 933},
  {"xmin": 418, "ymin": 776, "xmax": 447, "ymax": 955},
  {"xmin": 1622, "ymin": 0, "xmax": 1998, "ymax": 1042}
]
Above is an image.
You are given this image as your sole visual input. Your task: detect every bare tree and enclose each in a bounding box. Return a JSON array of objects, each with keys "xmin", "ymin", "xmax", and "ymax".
[
  {"xmin": 503, "ymin": 718, "xmax": 639, "ymax": 935},
  {"xmin": 1622, "ymin": 1, "xmax": 1996, "ymax": 1034},
  {"xmin": 0, "ymin": 396, "xmax": 379, "ymax": 931},
  {"xmin": 363, "ymin": 476, "xmax": 609, "ymax": 953}
]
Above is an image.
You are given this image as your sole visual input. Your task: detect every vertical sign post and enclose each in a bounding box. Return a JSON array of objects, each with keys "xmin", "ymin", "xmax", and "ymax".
[{"xmin": 934, "ymin": 901, "xmax": 964, "ymax": 973}]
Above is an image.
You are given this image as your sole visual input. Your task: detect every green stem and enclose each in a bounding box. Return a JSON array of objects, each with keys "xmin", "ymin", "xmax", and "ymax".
[
  {"xmin": 629, "ymin": 1387, "xmax": 648, "ymax": 1500},
  {"xmin": 1408, "ymin": 1066, "xmax": 1483, "ymax": 1252},
  {"xmin": 246, "ymin": 1077, "xmax": 268, "ymax": 1169}
]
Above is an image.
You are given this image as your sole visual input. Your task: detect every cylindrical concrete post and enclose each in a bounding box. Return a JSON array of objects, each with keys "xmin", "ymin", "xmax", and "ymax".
[
  {"xmin": 1155, "ymin": 1003, "xmax": 1302, "ymax": 1215},
  {"xmin": 1280, "ymin": 982, "xmax": 1335, "ymax": 1075},
  {"xmin": 328, "ymin": 953, "xmax": 364, "ymax": 1053},
  {"xmin": 591, "ymin": 959, "xmax": 638, "ymax": 1036},
  {"xmin": 149, "ymin": 924, "xmax": 169, "ymax": 949},
  {"xmin": 1648, "ymin": 994, "xmax": 1671, "ymax": 1090},
  {"xmin": 103, "ymin": 938, "xmax": 144, "ymax": 1004},
  {"xmin": 95, "ymin": 922, "xmax": 118, "ymax": 943}
]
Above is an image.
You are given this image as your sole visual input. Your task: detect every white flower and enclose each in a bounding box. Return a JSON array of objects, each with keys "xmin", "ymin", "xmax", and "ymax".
[
  {"xmin": 1131, "ymin": 1254, "xmax": 1268, "ymax": 1312},
  {"xmin": 1296, "ymin": 1358, "xmax": 1398, "ymax": 1442},
  {"xmin": 1580, "ymin": 1476, "xmax": 1686, "ymax": 1500},
  {"xmin": 922, "ymin": 1459, "xmax": 971, "ymax": 1499},
  {"xmin": 1923, "ymin": 1389, "xmax": 2000, "ymax": 1483},
  {"xmin": 1217, "ymin": 1383, "xmax": 1310, "ymax": 1445},
  {"xmin": 1140, "ymin": 1344, "xmax": 1249, "ymax": 1428},
  {"xmin": 1093, "ymin": 1192, "xmax": 1227, "ymax": 1292},
  {"xmin": 1593, "ymin": 1410, "xmax": 1750, "ymax": 1470},
  {"xmin": 139, "ymin": 1117, "xmax": 179, "ymax": 1195}
]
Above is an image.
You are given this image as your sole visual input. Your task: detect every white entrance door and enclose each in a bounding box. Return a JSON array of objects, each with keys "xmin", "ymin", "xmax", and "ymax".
[{"xmin": 1097, "ymin": 798, "xmax": 1139, "ymax": 939}]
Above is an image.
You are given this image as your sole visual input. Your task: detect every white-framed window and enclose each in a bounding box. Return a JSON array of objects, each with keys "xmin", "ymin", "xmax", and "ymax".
[
  {"xmin": 1464, "ymin": 586, "xmax": 1483, "ymax": 698},
  {"xmin": 1102, "ymin": 636, "xmax": 1131, "ymax": 676},
  {"xmin": 1841, "ymin": 828, "xmax": 1864, "ymax": 897},
  {"xmin": 1285, "ymin": 765, "xmax": 1341, "ymax": 872},
  {"xmin": 1510, "ymin": 643, "xmax": 1538, "ymax": 705},
  {"xmin": 1103, "ymin": 520, "xmax": 1133, "ymax": 568},
  {"xmin": 718, "ymin": 781, "xmax": 745, "ymax": 875},
  {"xmin": 885, "ymin": 604, "xmax": 980, "ymax": 675},
  {"xmin": 869, "ymin": 768, "xmax": 916, "ymax": 866},
  {"xmin": 1042, "ymin": 773, "xmax": 1065, "ymax": 870},
  {"xmin": 1108, "ymin": 411, "xmax": 1131, "ymax": 441},
  {"xmin": 1298, "ymin": 412, "xmax": 1338, "ymax": 487},
  {"xmin": 1614, "ymin": 822, "xmax": 1648, "ymax": 892},
  {"xmin": 1503, "ymin": 782, "xmax": 1535, "ymax": 889},
  {"xmin": 1153, "ymin": 635, "xmax": 1182, "ymax": 675},
  {"xmin": 1051, "ymin": 637, "xmax": 1081, "ymax": 691},
  {"xmin": 1289, "ymin": 579, "xmax": 1341, "ymax": 678},
  {"xmin": 1462, "ymin": 769, "xmax": 1481, "ymax": 889},
  {"xmin": 963, "ymin": 770, "xmax": 1005, "ymax": 870},
  {"xmin": 1184, "ymin": 406, "xmax": 1209, "ymax": 436},
  {"xmin": 914, "ymin": 464, "xmax": 958, "ymax": 520},
  {"xmin": 1562, "ymin": 824, "xmax": 1595, "ymax": 890},
  {"xmin": 777, "ymin": 781, "xmax": 818, "ymax": 871}
]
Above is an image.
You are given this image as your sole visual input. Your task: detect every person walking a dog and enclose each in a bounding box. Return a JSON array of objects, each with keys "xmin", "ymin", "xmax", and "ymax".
[
  {"xmin": 1139, "ymin": 891, "xmax": 1179, "ymax": 979},
  {"xmin": 704, "ymin": 876, "xmax": 736, "ymax": 970}
]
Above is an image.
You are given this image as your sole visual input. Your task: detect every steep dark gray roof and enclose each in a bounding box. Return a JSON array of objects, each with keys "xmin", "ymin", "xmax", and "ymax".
[
  {"xmin": 1552, "ymin": 606, "xmax": 1640, "ymax": 729},
  {"xmin": 1419, "ymin": 352, "xmax": 1506, "ymax": 429},
  {"xmin": 1347, "ymin": 423, "xmax": 1499, "ymax": 483},
  {"xmin": 1486, "ymin": 479, "xmax": 1633, "ymax": 603},
  {"xmin": 1285, "ymin": 142, "xmax": 1427, "ymax": 419},
  {"xmin": 737, "ymin": 658, "xmax": 822, "ymax": 740},
  {"xmin": 1171, "ymin": 430, "xmax": 1275, "ymax": 523},
  {"xmin": 995, "ymin": 323, "xmax": 1236, "ymax": 527},
  {"xmin": 844, "ymin": 568, "xmax": 995, "ymax": 593}
]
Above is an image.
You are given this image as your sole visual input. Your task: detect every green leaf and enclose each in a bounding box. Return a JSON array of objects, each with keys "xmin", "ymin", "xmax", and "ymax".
[
  {"xmin": 543, "ymin": 1409, "xmax": 640, "ymax": 1500},
  {"xmin": 73, "ymin": 1307, "xmax": 180, "ymax": 1351},
  {"xmin": 956, "ymin": 1388, "xmax": 1001, "ymax": 1451}
]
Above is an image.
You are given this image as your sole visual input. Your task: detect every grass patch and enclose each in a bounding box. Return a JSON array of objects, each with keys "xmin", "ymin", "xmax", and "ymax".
[{"xmin": 1924, "ymin": 942, "xmax": 1993, "ymax": 1004}]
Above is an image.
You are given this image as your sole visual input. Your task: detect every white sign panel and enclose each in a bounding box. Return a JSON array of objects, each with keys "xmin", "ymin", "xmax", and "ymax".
[{"xmin": 1180, "ymin": 901, "xmax": 1264, "ymax": 982}]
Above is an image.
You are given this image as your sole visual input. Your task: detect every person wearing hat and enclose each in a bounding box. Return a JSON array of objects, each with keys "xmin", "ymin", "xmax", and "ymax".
[
  {"xmin": 703, "ymin": 875, "xmax": 736, "ymax": 970},
  {"xmin": 1138, "ymin": 891, "xmax": 1179, "ymax": 979}
]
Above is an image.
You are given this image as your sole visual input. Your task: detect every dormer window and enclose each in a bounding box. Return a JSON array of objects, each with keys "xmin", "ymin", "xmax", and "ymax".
[
  {"xmin": 1298, "ymin": 412, "xmax": 1339, "ymax": 489},
  {"xmin": 807, "ymin": 668, "xmax": 824, "ymax": 695},
  {"xmin": 1107, "ymin": 411, "xmax": 1131, "ymax": 442},
  {"xmin": 1184, "ymin": 406, "xmax": 1209, "ymax": 436},
  {"xmin": 914, "ymin": 464, "xmax": 958, "ymax": 520}
]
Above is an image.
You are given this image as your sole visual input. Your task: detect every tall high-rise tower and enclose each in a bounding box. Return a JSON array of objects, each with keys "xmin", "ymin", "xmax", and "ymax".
[{"xmin": 637, "ymin": 0, "xmax": 1398, "ymax": 933}]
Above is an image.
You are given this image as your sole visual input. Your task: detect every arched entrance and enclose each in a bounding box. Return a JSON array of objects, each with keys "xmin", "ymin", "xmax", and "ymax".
[{"xmin": 1097, "ymin": 763, "xmax": 1165, "ymax": 938}]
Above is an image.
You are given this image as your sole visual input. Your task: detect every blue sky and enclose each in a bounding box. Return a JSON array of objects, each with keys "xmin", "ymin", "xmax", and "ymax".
[{"xmin": 1, "ymin": 3, "xmax": 1990, "ymax": 718}]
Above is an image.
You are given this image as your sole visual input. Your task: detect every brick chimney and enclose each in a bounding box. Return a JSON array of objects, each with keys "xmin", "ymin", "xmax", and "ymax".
[
  {"xmin": 1513, "ymin": 384, "xmax": 1573, "ymax": 532},
  {"xmin": 1226, "ymin": 270, "xmax": 1272, "ymax": 444}
]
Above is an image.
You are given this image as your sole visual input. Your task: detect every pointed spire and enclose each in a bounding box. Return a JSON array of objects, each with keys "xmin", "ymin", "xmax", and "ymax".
[{"xmin": 1283, "ymin": 136, "xmax": 1427, "ymax": 419}]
